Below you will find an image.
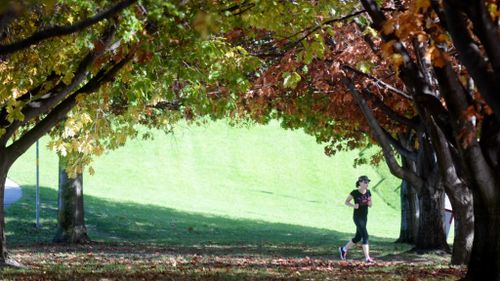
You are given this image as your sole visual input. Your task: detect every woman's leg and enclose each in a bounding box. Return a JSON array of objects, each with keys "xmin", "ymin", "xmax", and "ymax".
[
  {"xmin": 358, "ymin": 218, "xmax": 369, "ymax": 244},
  {"xmin": 339, "ymin": 219, "xmax": 361, "ymax": 259},
  {"xmin": 362, "ymin": 244, "xmax": 371, "ymax": 260},
  {"xmin": 357, "ymin": 218, "xmax": 372, "ymax": 261},
  {"xmin": 344, "ymin": 219, "xmax": 363, "ymax": 251},
  {"xmin": 352, "ymin": 218, "xmax": 363, "ymax": 245},
  {"xmin": 344, "ymin": 239, "xmax": 355, "ymax": 251}
]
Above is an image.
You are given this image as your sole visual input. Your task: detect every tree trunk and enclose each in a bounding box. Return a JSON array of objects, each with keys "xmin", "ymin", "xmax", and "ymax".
[
  {"xmin": 449, "ymin": 194, "xmax": 474, "ymax": 265},
  {"xmin": 425, "ymin": 115, "xmax": 474, "ymax": 265},
  {"xmin": 443, "ymin": 182, "xmax": 474, "ymax": 265},
  {"xmin": 397, "ymin": 133, "xmax": 419, "ymax": 244},
  {"xmin": 465, "ymin": 189, "xmax": 499, "ymax": 280},
  {"xmin": 0, "ymin": 153, "xmax": 24, "ymax": 267},
  {"xmin": 412, "ymin": 132, "xmax": 449, "ymax": 251},
  {"xmin": 0, "ymin": 172, "xmax": 8, "ymax": 263},
  {"xmin": 415, "ymin": 178, "xmax": 449, "ymax": 251},
  {"xmin": 465, "ymin": 117, "xmax": 500, "ymax": 279},
  {"xmin": 397, "ymin": 178, "xmax": 419, "ymax": 244},
  {"xmin": 53, "ymin": 157, "xmax": 90, "ymax": 244}
]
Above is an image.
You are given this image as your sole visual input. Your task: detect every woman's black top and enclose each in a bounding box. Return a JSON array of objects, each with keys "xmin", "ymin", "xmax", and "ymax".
[{"xmin": 350, "ymin": 189, "xmax": 371, "ymax": 219}]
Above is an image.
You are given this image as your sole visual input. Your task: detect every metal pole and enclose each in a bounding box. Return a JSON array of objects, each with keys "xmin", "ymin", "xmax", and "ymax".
[
  {"xmin": 58, "ymin": 157, "xmax": 62, "ymax": 210},
  {"xmin": 36, "ymin": 140, "xmax": 40, "ymax": 228}
]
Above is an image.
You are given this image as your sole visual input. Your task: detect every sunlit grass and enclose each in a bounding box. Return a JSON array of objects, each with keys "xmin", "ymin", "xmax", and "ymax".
[{"xmin": 8, "ymin": 120, "xmax": 402, "ymax": 241}]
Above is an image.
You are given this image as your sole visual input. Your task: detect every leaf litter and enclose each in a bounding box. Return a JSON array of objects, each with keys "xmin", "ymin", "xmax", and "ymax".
[{"xmin": 0, "ymin": 243, "xmax": 466, "ymax": 280}]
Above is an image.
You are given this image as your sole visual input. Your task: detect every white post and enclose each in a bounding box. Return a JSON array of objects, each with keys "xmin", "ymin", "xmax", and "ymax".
[
  {"xmin": 443, "ymin": 195, "xmax": 453, "ymax": 239},
  {"xmin": 36, "ymin": 140, "xmax": 40, "ymax": 228}
]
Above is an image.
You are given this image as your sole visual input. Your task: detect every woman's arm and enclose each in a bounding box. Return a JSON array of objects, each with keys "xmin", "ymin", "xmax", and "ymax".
[{"xmin": 345, "ymin": 194, "xmax": 358, "ymax": 209}]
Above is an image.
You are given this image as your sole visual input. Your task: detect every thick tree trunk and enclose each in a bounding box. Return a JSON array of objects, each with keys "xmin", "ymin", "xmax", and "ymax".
[
  {"xmin": 444, "ymin": 182, "xmax": 474, "ymax": 265},
  {"xmin": 465, "ymin": 117, "xmax": 500, "ymax": 279},
  {"xmin": 397, "ymin": 134, "xmax": 419, "ymax": 244},
  {"xmin": 425, "ymin": 115, "xmax": 474, "ymax": 265},
  {"xmin": 0, "ymin": 153, "xmax": 24, "ymax": 267},
  {"xmin": 414, "ymin": 179, "xmax": 449, "ymax": 251},
  {"xmin": 465, "ymin": 190, "xmax": 499, "ymax": 280},
  {"xmin": 53, "ymin": 157, "xmax": 90, "ymax": 244},
  {"xmin": 397, "ymin": 178, "xmax": 418, "ymax": 244},
  {"xmin": 412, "ymin": 132, "xmax": 449, "ymax": 251},
  {"xmin": 0, "ymin": 172, "xmax": 8, "ymax": 263}
]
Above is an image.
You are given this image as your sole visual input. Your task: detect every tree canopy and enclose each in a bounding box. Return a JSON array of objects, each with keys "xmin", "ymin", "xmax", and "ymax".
[
  {"xmin": 1, "ymin": 0, "xmax": 500, "ymax": 279},
  {"xmin": 0, "ymin": 0, "xmax": 263, "ymax": 175}
]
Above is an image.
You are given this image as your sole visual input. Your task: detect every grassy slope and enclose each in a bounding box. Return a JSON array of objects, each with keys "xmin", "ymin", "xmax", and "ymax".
[{"xmin": 7, "ymin": 120, "xmax": 402, "ymax": 244}]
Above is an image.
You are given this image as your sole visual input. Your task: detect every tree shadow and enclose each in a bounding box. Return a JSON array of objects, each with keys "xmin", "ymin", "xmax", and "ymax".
[{"xmin": 6, "ymin": 185, "xmax": 407, "ymax": 258}]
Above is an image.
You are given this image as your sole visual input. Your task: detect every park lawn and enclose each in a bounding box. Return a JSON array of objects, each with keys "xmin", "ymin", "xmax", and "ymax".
[{"xmin": 7, "ymin": 120, "xmax": 402, "ymax": 244}]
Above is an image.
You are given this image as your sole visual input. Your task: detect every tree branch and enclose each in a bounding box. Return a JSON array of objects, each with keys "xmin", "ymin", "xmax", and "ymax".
[
  {"xmin": 343, "ymin": 76, "xmax": 423, "ymax": 192},
  {"xmin": 0, "ymin": 6, "xmax": 17, "ymax": 38},
  {"xmin": 359, "ymin": 0, "xmax": 387, "ymax": 31},
  {"xmin": 0, "ymin": 72, "xmax": 60, "ymax": 127},
  {"xmin": 221, "ymin": 1, "xmax": 255, "ymax": 15},
  {"xmin": 360, "ymin": 0, "xmax": 422, "ymax": 93},
  {"xmin": 252, "ymin": 7, "xmax": 400, "ymax": 59},
  {"xmin": 380, "ymin": 126, "xmax": 418, "ymax": 162},
  {"xmin": 360, "ymin": 88, "xmax": 419, "ymax": 129},
  {"xmin": 353, "ymin": 18, "xmax": 382, "ymax": 60},
  {"xmin": 433, "ymin": 61, "xmax": 497, "ymax": 207},
  {"xmin": 412, "ymin": 38, "xmax": 439, "ymax": 98},
  {"xmin": 426, "ymin": 113, "xmax": 465, "ymax": 197},
  {"xmin": 0, "ymin": 0, "xmax": 136, "ymax": 55},
  {"xmin": 6, "ymin": 53, "xmax": 133, "ymax": 163},
  {"xmin": 360, "ymin": 0, "xmax": 442, "ymax": 143},
  {"xmin": 147, "ymin": 100, "xmax": 182, "ymax": 111},
  {"xmin": 440, "ymin": 2, "xmax": 500, "ymax": 122},
  {"xmin": 285, "ymin": 8, "xmax": 398, "ymax": 51},
  {"xmin": 462, "ymin": 0, "xmax": 500, "ymax": 77},
  {"xmin": 342, "ymin": 64, "xmax": 412, "ymax": 99},
  {"xmin": 340, "ymin": 64, "xmax": 418, "ymax": 130},
  {"xmin": 0, "ymin": 24, "xmax": 117, "ymax": 145}
]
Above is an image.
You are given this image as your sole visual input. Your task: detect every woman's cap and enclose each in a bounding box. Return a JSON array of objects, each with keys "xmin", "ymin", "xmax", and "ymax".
[{"xmin": 358, "ymin": 175, "xmax": 371, "ymax": 182}]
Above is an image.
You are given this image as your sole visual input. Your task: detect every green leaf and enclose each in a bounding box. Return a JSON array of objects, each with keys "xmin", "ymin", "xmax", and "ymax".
[
  {"xmin": 302, "ymin": 65, "xmax": 309, "ymax": 74},
  {"xmin": 357, "ymin": 61, "xmax": 373, "ymax": 74},
  {"xmin": 283, "ymin": 71, "xmax": 302, "ymax": 89}
]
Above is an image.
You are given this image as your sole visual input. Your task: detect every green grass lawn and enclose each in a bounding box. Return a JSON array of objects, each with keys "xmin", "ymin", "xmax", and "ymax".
[{"xmin": 7, "ymin": 120, "xmax": 402, "ymax": 247}]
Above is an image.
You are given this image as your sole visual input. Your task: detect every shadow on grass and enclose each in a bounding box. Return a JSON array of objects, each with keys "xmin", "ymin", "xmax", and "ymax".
[{"xmin": 6, "ymin": 185, "xmax": 407, "ymax": 258}]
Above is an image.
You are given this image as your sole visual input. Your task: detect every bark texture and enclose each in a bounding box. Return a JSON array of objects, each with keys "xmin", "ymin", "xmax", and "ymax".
[{"xmin": 53, "ymin": 158, "xmax": 90, "ymax": 244}]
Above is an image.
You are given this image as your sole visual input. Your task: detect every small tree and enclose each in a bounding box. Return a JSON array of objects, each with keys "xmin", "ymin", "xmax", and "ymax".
[
  {"xmin": 53, "ymin": 156, "xmax": 89, "ymax": 244},
  {"xmin": 0, "ymin": 0, "xmax": 258, "ymax": 265}
]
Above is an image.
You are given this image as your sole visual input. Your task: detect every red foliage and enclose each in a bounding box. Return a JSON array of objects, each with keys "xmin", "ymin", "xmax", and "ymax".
[{"xmin": 239, "ymin": 22, "xmax": 415, "ymax": 155}]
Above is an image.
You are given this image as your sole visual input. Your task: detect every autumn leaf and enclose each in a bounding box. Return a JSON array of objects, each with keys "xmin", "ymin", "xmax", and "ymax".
[
  {"xmin": 391, "ymin": 53, "xmax": 404, "ymax": 69},
  {"xmin": 415, "ymin": 0, "xmax": 431, "ymax": 12},
  {"xmin": 224, "ymin": 28, "xmax": 244, "ymax": 41},
  {"xmin": 381, "ymin": 40, "xmax": 396, "ymax": 57},
  {"xmin": 426, "ymin": 45, "xmax": 447, "ymax": 68},
  {"xmin": 382, "ymin": 19, "xmax": 396, "ymax": 35}
]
